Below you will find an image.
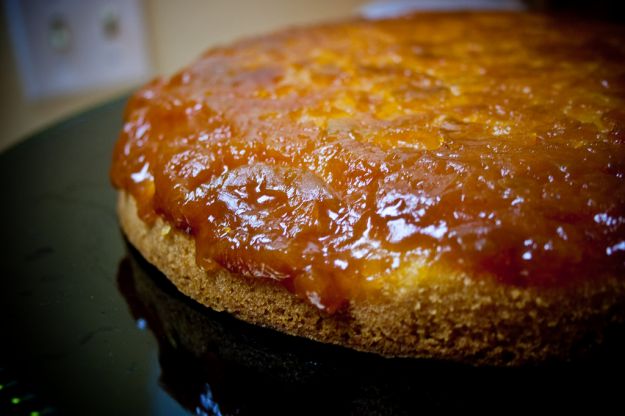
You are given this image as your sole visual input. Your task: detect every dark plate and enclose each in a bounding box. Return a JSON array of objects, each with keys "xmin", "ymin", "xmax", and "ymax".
[
  {"xmin": 0, "ymin": 97, "xmax": 624, "ymax": 415},
  {"xmin": 0, "ymin": 97, "xmax": 182, "ymax": 415}
]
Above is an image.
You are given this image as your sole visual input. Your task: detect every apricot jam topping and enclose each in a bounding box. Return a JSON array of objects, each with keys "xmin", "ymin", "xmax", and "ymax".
[{"xmin": 112, "ymin": 13, "xmax": 625, "ymax": 312}]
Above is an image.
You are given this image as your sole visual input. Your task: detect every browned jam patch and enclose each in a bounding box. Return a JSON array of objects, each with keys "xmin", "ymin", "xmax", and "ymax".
[{"xmin": 111, "ymin": 13, "xmax": 625, "ymax": 312}]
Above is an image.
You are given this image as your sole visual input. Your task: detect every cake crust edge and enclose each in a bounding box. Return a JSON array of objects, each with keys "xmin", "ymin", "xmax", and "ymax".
[{"xmin": 118, "ymin": 190, "xmax": 625, "ymax": 366}]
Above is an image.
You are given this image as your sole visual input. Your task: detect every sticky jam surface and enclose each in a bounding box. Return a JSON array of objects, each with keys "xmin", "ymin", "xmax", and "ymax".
[{"xmin": 111, "ymin": 13, "xmax": 625, "ymax": 312}]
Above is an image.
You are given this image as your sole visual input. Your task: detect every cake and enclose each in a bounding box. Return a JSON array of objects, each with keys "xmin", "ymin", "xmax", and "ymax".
[{"xmin": 110, "ymin": 12, "xmax": 625, "ymax": 365}]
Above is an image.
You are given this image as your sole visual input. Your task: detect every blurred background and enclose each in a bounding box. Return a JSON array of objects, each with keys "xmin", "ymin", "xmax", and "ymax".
[
  {"xmin": 0, "ymin": 0, "xmax": 622, "ymax": 152},
  {"xmin": 0, "ymin": 0, "xmax": 372, "ymax": 151}
]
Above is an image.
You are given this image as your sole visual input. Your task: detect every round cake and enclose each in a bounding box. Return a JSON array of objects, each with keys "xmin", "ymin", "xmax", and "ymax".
[{"xmin": 111, "ymin": 12, "xmax": 625, "ymax": 366}]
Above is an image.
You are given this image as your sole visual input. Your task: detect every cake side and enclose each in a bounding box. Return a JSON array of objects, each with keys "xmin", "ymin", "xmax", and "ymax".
[{"xmin": 118, "ymin": 191, "xmax": 625, "ymax": 366}]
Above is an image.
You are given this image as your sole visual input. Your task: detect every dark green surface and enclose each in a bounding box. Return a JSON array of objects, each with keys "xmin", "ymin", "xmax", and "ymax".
[{"xmin": 0, "ymin": 98, "xmax": 186, "ymax": 415}]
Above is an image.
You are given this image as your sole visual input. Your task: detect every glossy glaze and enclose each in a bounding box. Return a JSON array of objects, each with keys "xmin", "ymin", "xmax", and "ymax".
[{"xmin": 111, "ymin": 12, "xmax": 625, "ymax": 312}]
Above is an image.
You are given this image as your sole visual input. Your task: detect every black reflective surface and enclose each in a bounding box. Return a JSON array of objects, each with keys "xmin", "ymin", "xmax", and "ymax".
[
  {"xmin": 1, "ymin": 97, "xmax": 624, "ymax": 415},
  {"xmin": 0, "ymin": 97, "xmax": 186, "ymax": 415}
]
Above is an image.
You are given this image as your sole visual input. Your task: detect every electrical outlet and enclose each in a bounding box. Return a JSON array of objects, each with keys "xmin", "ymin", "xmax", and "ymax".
[{"xmin": 4, "ymin": 0, "xmax": 151, "ymax": 99}]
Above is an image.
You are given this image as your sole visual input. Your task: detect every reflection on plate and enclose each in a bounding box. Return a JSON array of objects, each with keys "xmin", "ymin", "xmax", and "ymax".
[{"xmin": 117, "ymin": 242, "xmax": 625, "ymax": 415}]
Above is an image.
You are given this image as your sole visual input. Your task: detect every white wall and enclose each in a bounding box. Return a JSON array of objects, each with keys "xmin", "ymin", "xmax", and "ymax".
[{"xmin": 0, "ymin": 0, "xmax": 365, "ymax": 151}]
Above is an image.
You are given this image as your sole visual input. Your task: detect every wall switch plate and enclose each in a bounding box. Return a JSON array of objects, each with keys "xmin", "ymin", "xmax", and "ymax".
[{"xmin": 4, "ymin": 0, "xmax": 151, "ymax": 99}]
